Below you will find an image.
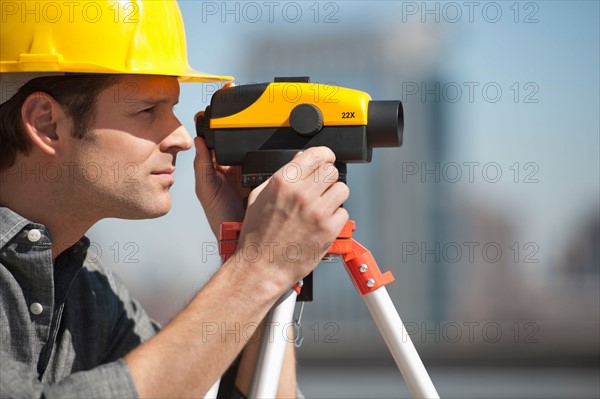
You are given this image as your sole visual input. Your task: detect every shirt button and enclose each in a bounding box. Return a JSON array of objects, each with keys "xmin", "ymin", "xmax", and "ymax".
[
  {"xmin": 30, "ymin": 302, "xmax": 44, "ymax": 315},
  {"xmin": 27, "ymin": 229, "xmax": 42, "ymax": 243}
]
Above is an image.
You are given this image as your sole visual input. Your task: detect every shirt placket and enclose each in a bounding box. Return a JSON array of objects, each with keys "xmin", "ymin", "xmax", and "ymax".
[{"xmin": 16, "ymin": 226, "xmax": 56, "ymax": 376}]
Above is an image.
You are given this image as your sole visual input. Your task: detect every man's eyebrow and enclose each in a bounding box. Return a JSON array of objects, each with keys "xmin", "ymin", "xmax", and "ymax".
[{"xmin": 130, "ymin": 98, "xmax": 179, "ymax": 106}]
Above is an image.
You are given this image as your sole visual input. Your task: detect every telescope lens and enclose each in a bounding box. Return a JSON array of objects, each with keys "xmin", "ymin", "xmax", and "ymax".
[{"xmin": 366, "ymin": 101, "xmax": 404, "ymax": 148}]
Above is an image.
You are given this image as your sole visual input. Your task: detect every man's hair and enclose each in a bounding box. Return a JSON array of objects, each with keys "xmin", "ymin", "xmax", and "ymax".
[{"xmin": 0, "ymin": 75, "xmax": 120, "ymax": 170}]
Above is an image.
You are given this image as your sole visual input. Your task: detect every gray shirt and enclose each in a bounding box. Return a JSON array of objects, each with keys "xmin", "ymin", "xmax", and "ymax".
[{"xmin": 0, "ymin": 207, "xmax": 160, "ymax": 398}]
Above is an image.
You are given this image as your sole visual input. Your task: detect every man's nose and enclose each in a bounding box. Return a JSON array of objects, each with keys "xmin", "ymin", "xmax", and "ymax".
[{"xmin": 162, "ymin": 123, "xmax": 193, "ymax": 152}]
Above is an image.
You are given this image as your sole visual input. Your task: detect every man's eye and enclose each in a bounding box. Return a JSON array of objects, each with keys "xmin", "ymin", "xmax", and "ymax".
[{"xmin": 140, "ymin": 107, "xmax": 155, "ymax": 114}]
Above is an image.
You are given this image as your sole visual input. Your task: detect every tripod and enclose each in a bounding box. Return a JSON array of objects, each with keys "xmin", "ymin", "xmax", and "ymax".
[{"xmin": 206, "ymin": 219, "xmax": 439, "ymax": 399}]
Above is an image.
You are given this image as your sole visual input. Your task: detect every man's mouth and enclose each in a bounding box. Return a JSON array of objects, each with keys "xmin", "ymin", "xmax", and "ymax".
[{"xmin": 151, "ymin": 167, "xmax": 176, "ymax": 184}]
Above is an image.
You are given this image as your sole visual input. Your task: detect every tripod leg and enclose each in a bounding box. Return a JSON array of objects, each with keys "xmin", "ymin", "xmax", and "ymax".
[
  {"xmin": 250, "ymin": 289, "xmax": 298, "ymax": 398},
  {"xmin": 364, "ymin": 287, "xmax": 439, "ymax": 399}
]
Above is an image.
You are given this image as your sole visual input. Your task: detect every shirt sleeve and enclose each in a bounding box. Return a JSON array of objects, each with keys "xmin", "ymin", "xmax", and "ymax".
[
  {"xmin": 0, "ymin": 355, "xmax": 139, "ymax": 399},
  {"xmin": 94, "ymin": 264, "xmax": 162, "ymax": 363}
]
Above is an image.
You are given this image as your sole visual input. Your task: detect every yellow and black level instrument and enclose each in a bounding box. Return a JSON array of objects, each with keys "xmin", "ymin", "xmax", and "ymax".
[{"xmin": 196, "ymin": 77, "xmax": 403, "ymax": 169}]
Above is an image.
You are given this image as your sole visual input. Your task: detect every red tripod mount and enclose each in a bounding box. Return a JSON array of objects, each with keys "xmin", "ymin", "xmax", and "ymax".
[{"xmin": 218, "ymin": 220, "xmax": 394, "ymax": 296}]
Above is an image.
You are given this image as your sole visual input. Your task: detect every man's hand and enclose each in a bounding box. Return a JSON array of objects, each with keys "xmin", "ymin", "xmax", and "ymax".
[
  {"xmin": 193, "ymin": 105, "xmax": 252, "ymax": 237},
  {"xmin": 236, "ymin": 146, "xmax": 350, "ymax": 290}
]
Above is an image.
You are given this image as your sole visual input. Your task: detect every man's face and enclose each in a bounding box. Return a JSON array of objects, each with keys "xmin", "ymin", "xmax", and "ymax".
[{"xmin": 63, "ymin": 75, "xmax": 193, "ymax": 220}]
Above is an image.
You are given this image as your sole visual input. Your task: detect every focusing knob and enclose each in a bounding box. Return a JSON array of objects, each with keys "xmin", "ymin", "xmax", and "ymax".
[{"xmin": 289, "ymin": 104, "xmax": 323, "ymax": 137}]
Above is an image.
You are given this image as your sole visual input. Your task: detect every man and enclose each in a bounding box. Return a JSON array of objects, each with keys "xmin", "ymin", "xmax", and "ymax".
[{"xmin": 0, "ymin": 1, "xmax": 349, "ymax": 397}]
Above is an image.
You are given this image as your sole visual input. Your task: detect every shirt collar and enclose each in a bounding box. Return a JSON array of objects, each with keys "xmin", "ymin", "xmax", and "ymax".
[
  {"xmin": 0, "ymin": 206, "xmax": 31, "ymax": 249},
  {"xmin": 0, "ymin": 206, "xmax": 90, "ymax": 253}
]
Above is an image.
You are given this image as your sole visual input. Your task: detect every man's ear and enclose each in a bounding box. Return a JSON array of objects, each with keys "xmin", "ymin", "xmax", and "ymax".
[{"xmin": 21, "ymin": 92, "xmax": 69, "ymax": 156}]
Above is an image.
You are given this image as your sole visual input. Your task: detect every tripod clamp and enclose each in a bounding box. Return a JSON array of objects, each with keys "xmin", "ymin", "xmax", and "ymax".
[{"xmin": 218, "ymin": 220, "xmax": 394, "ymax": 296}]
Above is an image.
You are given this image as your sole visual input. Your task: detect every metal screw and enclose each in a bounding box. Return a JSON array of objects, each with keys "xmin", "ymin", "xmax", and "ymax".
[
  {"xmin": 359, "ymin": 264, "xmax": 368, "ymax": 273},
  {"xmin": 297, "ymin": 280, "xmax": 304, "ymax": 287},
  {"xmin": 366, "ymin": 278, "xmax": 375, "ymax": 288}
]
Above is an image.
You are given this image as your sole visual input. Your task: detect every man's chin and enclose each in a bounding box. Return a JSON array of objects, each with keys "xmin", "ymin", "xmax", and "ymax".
[
  {"xmin": 115, "ymin": 199, "xmax": 172, "ymax": 220},
  {"xmin": 142, "ymin": 203, "xmax": 172, "ymax": 219}
]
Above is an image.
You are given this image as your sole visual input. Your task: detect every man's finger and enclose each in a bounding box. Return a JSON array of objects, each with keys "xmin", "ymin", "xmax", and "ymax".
[
  {"xmin": 280, "ymin": 146, "xmax": 336, "ymax": 183},
  {"xmin": 246, "ymin": 174, "xmax": 272, "ymax": 207},
  {"xmin": 320, "ymin": 181, "xmax": 350, "ymax": 215},
  {"xmin": 194, "ymin": 137, "xmax": 212, "ymax": 163}
]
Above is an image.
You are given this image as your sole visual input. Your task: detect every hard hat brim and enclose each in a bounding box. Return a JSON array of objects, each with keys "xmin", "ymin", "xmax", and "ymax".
[
  {"xmin": 178, "ymin": 68, "xmax": 234, "ymax": 83},
  {"xmin": 0, "ymin": 63, "xmax": 233, "ymax": 83}
]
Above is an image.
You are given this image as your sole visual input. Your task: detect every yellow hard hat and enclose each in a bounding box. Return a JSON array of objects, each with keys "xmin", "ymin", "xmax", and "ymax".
[{"xmin": 0, "ymin": 0, "xmax": 233, "ymax": 82}]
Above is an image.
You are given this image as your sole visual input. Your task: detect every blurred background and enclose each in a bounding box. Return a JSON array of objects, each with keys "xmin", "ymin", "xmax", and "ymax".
[{"xmin": 89, "ymin": 1, "xmax": 599, "ymax": 398}]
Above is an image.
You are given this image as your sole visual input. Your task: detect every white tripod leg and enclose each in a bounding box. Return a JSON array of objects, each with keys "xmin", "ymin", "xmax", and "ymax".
[
  {"xmin": 203, "ymin": 379, "xmax": 221, "ymax": 399},
  {"xmin": 249, "ymin": 289, "xmax": 298, "ymax": 398},
  {"xmin": 364, "ymin": 287, "xmax": 439, "ymax": 399}
]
